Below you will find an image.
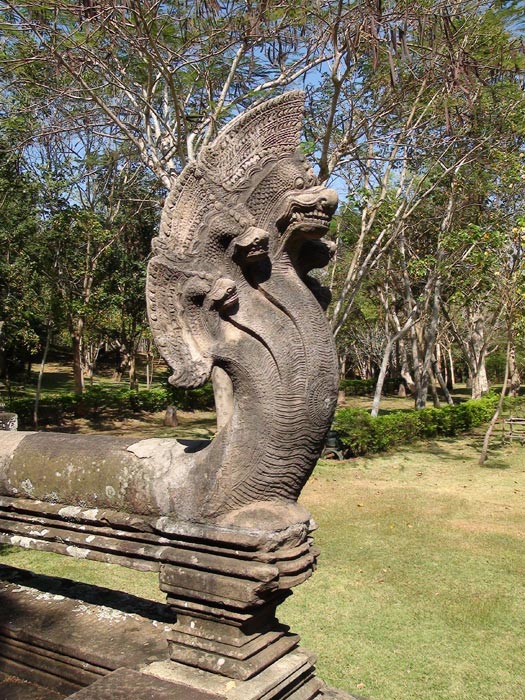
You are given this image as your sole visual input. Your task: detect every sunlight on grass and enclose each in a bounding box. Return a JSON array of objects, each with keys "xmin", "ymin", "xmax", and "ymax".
[
  {"xmin": 280, "ymin": 438, "xmax": 525, "ymax": 700},
  {"xmin": 1, "ymin": 423, "xmax": 524, "ymax": 700}
]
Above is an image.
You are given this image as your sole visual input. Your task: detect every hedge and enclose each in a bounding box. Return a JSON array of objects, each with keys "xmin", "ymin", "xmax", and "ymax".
[
  {"xmin": 333, "ymin": 393, "xmax": 501, "ymax": 457},
  {"xmin": 7, "ymin": 382, "xmax": 216, "ymax": 428},
  {"xmin": 340, "ymin": 378, "xmax": 399, "ymax": 397}
]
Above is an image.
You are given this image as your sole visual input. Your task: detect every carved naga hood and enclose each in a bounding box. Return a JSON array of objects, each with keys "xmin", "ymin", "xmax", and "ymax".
[{"xmin": 147, "ymin": 91, "xmax": 339, "ymax": 523}]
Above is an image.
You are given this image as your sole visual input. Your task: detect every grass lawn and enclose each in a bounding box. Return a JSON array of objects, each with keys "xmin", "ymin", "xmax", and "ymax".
[
  {"xmin": 281, "ymin": 434, "xmax": 525, "ymax": 700},
  {"xmin": 1, "ymin": 427, "xmax": 523, "ymax": 700},
  {"xmin": 2, "ymin": 365, "xmax": 524, "ymax": 698}
]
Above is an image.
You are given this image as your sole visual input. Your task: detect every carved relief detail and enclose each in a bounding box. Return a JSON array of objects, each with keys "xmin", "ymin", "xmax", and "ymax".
[{"xmin": 147, "ymin": 91, "xmax": 339, "ymax": 521}]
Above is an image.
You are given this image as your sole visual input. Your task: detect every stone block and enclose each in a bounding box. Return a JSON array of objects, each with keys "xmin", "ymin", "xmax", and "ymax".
[{"xmin": 66, "ymin": 667, "xmax": 224, "ymax": 700}]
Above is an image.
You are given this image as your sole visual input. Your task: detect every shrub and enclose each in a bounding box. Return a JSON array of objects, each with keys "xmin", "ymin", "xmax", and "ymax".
[
  {"xmin": 6, "ymin": 397, "xmax": 34, "ymax": 425},
  {"xmin": 333, "ymin": 408, "xmax": 373, "ymax": 456},
  {"xmin": 340, "ymin": 378, "xmax": 399, "ymax": 397},
  {"xmin": 7, "ymin": 381, "xmax": 216, "ymax": 428},
  {"xmin": 333, "ymin": 393, "xmax": 500, "ymax": 457},
  {"xmin": 168, "ymin": 382, "xmax": 215, "ymax": 411},
  {"xmin": 340, "ymin": 379, "xmax": 376, "ymax": 396},
  {"xmin": 123, "ymin": 388, "xmax": 169, "ymax": 413}
]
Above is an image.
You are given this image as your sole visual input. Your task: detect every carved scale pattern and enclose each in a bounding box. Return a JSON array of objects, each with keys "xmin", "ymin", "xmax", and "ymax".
[{"xmin": 146, "ymin": 91, "xmax": 339, "ymax": 521}]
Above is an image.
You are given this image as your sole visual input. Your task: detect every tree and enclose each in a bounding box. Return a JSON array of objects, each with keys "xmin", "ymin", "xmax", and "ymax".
[
  {"xmin": 320, "ymin": 2, "xmax": 525, "ymax": 408},
  {"xmin": 0, "ymin": 0, "xmax": 339, "ymax": 184},
  {"xmin": 0, "ymin": 141, "xmax": 41, "ymax": 387}
]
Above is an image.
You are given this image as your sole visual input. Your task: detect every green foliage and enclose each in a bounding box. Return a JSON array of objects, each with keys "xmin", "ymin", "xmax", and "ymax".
[
  {"xmin": 333, "ymin": 394, "xmax": 501, "ymax": 457},
  {"xmin": 340, "ymin": 378, "xmax": 398, "ymax": 396},
  {"xmin": 7, "ymin": 382, "xmax": 216, "ymax": 427},
  {"xmin": 340, "ymin": 379, "xmax": 376, "ymax": 396},
  {"xmin": 0, "ymin": 142, "xmax": 42, "ymax": 371},
  {"xmin": 168, "ymin": 383, "xmax": 216, "ymax": 412}
]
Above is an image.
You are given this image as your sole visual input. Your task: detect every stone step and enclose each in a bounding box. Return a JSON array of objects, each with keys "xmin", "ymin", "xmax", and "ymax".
[{"xmin": 0, "ymin": 672, "xmax": 64, "ymax": 700}]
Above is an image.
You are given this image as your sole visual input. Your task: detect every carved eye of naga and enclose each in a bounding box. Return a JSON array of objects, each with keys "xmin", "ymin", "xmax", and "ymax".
[{"xmin": 207, "ymin": 277, "xmax": 239, "ymax": 313}]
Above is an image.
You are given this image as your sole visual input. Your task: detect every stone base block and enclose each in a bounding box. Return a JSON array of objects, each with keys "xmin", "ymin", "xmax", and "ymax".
[
  {"xmin": 66, "ymin": 667, "xmax": 223, "ymax": 700},
  {"xmin": 0, "ymin": 413, "xmax": 17, "ymax": 431},
  {"xmin": 143, "ymin": 650, "xmax": 322, "ymax": 700},
  {"xmin": 0, "ymin": 566, "xmax": 172, "ymax": 696},
  {"xmin": 0, "ymin": 671, "xmax": 64, "ymax": 700}
]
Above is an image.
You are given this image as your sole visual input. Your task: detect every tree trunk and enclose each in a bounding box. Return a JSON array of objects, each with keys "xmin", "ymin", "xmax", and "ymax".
[
  {"xmin": 399, "ymin": 338, "xmax": 415, "ymax": 395},
  {"xmin": 414, "ymin": 370, "xmax": 430, "ymax": 409},
  {"xmin": 0, "ymin": 321, "xmax": 5, "ymax": 382},
  {"xmin": 470, "ymin": 362, "xmax": 489, "ymax": 400},
  {"xmin": 372, "ymin": 313, "xmax": 416, "ymax": 417},
  {"xmin": 70, "ymin": 319, "xmax": 85, "ymax": 395},
  {"xmin": 113, "ymin": 341, "xmax": 129, "ymax": 383},
  {"xmin": 83, "ymin": 341, "xmax": 102, "ymax": 384},
  {"xmin": 129, "ymin": 352, "xmax": 138, "ymax": 391},
  {"xmin": 479, "ymin": 341, "xmax": 511, "ymax": 466},
  {"xmin": 508, "ymin": 343, "xmax": 521, "ymax": 397},
  {"xmin": 468, "ymin": 306, "xmax": 490, "ymax": 399},
  {"xmin": 446, "ymin": 344, "xmax": 455, "ymax": 391},
  {"xmin": 339, "ymin": 351, "xmax": 347, "ymax": 379},
  {"xmin": 146, "ymin": 349, "xmax": 154, "ymax": 389},
  {"xmin": 431, "ymin": 358, "xmax": 454, "ymax": 406},
  {"xmin": 371, "ymin": 340, "xmax": 393, "ymax": 417},
  {"xmin": 429, "ymin": 377, "xmax": 441, "ymax": 408},
  {"xmin": 34, "ymin": 321, "xmax": 53, "ymax": 428}
]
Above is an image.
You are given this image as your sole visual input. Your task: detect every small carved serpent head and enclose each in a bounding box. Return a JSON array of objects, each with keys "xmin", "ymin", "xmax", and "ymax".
[
  {"xmin": 230, "ymin": 226, "xmax": 270, "ymax": 266},
  {"xmin": 206, "ymin": 278, "xmax": 239, "ymax": 314}
]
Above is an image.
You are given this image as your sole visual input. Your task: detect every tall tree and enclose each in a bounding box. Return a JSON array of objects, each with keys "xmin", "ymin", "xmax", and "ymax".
[
  {"xmin": 0, "ymin": 0, "xmax": 337, "ymax": 183},
  {"xmin": 0, "ymin": 142, "xmax": 41, "ymax": 387}
]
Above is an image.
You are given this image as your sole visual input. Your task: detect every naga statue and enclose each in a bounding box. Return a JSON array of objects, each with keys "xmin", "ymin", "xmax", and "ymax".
[
  {"xmin": 146, "ymin": 90, "xmax": 339, "ymax": 522},
  {"xmin": 0, "ymin": 91, "xmax": 339, "ymax": 527},
  {"xmin": 0, "ymin": 93, "xmax": 348, "ymax": 700}
]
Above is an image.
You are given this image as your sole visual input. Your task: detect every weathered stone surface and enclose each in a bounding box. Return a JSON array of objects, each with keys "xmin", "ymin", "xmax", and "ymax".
[
  {"xmin": 0, "ymin": 565, "xmax": 172, "ymax": 694},
  {"xmin": 66, "ymin": 667, "xmax": 224, "ymax": 700},
  {"xmin": 143, "ymin": 649, "xmax": 322, "ymax": 700},
  {"xmin": 0, "ymin": 672, "xmax": 63, "ymax": 700},
  {"xmin": 0, "ymin": 413, "xmax": 17, "ymax": 431},
  {"xmin": 146, "ymin": 90, "xmax": 339, "ymax": 522},
  {"xmin": 163, "ymin": 406, "xmax": 178, "ymax": 427},
  {"xmin": 0, "ymin": 432, "xmax": 198, "ymax": 516},
  {"xmin": 0, "ymin": 498, "xmax": 316, "ymax": 590}
]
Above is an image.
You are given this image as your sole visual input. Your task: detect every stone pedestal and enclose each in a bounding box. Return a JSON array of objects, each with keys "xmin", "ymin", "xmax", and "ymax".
[
  {"xmin": 154, "ymin": 507, "xmax": 322, "ymax": 700},
  {"xmin": 0, "ymin": 496, "xmax": 327, "ymax": 700}
]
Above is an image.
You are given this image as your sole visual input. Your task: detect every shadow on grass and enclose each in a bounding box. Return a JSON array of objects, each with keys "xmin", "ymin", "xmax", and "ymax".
[
  {"xmin": 46, "ymin": 410, "xmax": 219, "ymax": 440},
  {"xmin": 0, "ymin": 545, "xmax": 16, "ymax": 556},
  {"xmin": 482, "ymin": 461, "xmax": 512, "ymax": 470},
  {"xmin": 0, "ymin": 563, "xmax": 174, "ymax": 622},
  {"xmin": 412, "ymin": 438, "xmax": 477, "ymax": 462}
]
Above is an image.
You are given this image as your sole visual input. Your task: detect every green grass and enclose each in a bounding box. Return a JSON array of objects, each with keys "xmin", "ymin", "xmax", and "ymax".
[
  {"xmin": 1, "ymin": 359, "xmax": 167, "ymax": 401},
  {"xmin": 2, "ymin": 430, "xmax": 524, "ymax": 699},
  {"xmin": 280, "ymin": 436, "xmax": 525, "ymax": 699}
]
